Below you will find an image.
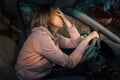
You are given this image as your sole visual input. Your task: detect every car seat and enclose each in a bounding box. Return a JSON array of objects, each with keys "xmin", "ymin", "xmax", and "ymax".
[{"xmin": 0, "ymin": 35, "xmax": 19, "ymax": 80}]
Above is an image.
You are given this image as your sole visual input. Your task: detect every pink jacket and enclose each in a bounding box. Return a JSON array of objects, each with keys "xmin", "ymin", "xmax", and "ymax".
[{"xmin": 15, "ymin": 26, "xmax": 88, "ymax": 80}]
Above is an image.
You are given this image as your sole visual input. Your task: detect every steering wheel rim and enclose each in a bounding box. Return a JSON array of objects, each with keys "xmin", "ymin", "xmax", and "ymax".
[{"xmin": 80, "ymin": 38, "xmax": 97, "ymax": 63}]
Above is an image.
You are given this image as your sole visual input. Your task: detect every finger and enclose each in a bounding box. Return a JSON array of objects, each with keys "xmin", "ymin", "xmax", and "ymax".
[{"xmin": 56, "ymin": 9, "xmax": 63, "ymax": 15}]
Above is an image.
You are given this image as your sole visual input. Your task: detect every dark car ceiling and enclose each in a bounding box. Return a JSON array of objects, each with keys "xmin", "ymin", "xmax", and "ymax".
[
  {"xmin": 0, "ymin": 0, "xmax": 78, "ymax": 17},
  {"xmin": 0, "ymin": 0, "xmax": 77, "ymax": 9}
]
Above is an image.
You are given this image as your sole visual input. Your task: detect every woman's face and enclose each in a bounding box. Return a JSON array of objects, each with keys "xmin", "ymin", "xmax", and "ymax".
[{"xmin": 51, "ymin": 12, "xmax": 63, "ymax": 28}]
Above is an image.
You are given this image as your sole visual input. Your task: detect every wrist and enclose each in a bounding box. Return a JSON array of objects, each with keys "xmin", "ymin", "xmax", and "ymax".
[
  {"xmin": 67, "ymin": 24, "xmax": 73, "ymax": 28},
  {"xmin": 62, "ymin": 16, "xmax": 72, "ymax": 28},
  {"xmin": 65, "ymin": 20, "xmax": 72, "ymax": 28},
  {"xmin": 83, "ymin": 36, "xmax": 91, "ymax": 44}
]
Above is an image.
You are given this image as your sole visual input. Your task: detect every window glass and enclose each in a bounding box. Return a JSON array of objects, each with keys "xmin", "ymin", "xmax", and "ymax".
[{"xmin": 19, "ymin": 2, "xmax": 38, "ymax": 36}]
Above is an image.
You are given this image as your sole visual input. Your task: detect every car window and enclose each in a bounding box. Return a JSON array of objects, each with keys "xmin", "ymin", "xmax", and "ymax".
[
  {"xmin": 89, "ymin": 6, "xmax": 120, "ymax": 37},
  {"xmin": 72, "ymin": 0, "xmax": 120, "ymax": 37},
  {"xmin": 18, "ymin": 2, "xmax": 38, "ymax": 36}
]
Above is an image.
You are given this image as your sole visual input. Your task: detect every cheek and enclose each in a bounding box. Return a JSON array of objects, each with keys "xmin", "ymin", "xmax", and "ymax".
[{"xmin": 52, "ymin": 16, "xmax": 63, "ymax": 27}]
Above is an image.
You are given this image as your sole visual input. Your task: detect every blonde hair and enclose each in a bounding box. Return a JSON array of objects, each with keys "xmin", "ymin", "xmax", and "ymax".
[{"xmin": 31, "ymin": 4, "xmax": 57, "ymax": 30}]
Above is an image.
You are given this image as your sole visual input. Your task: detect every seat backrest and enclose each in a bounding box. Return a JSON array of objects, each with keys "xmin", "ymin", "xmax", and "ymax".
[
  {"xmin": 0, "ymin": 49, "xmax": 18, "ymax": 80},
  {"xmin": 0, "ymin": 35, "xmax": 19, "ymax": 80},
  {"xmin": 0, "ymin": 35, "xmax": 16, "ymax": 66}
]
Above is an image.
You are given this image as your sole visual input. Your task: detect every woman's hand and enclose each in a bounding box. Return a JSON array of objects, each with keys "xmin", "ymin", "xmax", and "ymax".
[
  {"xmin": 56, "ymin": 9, "xmax": 72, "ymax": 28},
  {"xmin": 83, "ymin": 31, "xmax": 99, "ymax": 44},
  {"xmin": 88, "ymin": 31, "xmax": 99, "ymax": 40}
]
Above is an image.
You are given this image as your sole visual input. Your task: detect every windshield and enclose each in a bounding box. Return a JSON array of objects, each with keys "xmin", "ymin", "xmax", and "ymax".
[{"xmin": 72, "ymin": 0, "xmax": 120, "ymax": 37}]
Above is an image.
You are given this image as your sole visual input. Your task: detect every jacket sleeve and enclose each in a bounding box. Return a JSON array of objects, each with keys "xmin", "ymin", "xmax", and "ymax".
[
  {"xmin": 33, "ymin": 32, "xmax": 88, "ymax": 68},
  {"xmin": 58, "ymin": 25, "xmax": 82, "ymax": 48}
]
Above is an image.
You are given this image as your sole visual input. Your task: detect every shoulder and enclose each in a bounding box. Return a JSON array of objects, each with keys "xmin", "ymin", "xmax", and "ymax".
[{"xmin": 30, "ymin": 30, "xmax": 48, "ymax": 39}]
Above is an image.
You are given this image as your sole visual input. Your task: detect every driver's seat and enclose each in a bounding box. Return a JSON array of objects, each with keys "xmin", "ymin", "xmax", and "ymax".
[{"xmin": 0, "ymin": 35, "xmax": 19, "ymax": 80}]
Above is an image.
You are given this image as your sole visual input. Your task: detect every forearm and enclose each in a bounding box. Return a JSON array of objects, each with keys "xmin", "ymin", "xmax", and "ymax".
[
  {"xmin": 67, "ymin": 24, "xmax": 82, "ymax": 46},
  {"xmin": 83, "ymin": 36, "xmax": 92, "ymax": 44},
  {"xmin": 83, "ymin": 31, "xmax": 98, "ymax": 44},
  {"xmin": 66, "ymin": 40, "xmax": 88, "ymax": 68},
  {"xmin": 63, "ymin": 18, "xmax": 72, "ymax": 28},
  {"xmin": 59, "ymin": 23, "xmax": 82, "ymax": 48},
  {"xmin": 64, "ymin": 18, "xmax": 81, "ymax": 40}
]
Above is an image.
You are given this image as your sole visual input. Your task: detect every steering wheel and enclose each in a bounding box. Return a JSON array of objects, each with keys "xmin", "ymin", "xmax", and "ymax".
[{"xmin": 80, "ymin": 38, "xmax": 97, "ymax": 63}]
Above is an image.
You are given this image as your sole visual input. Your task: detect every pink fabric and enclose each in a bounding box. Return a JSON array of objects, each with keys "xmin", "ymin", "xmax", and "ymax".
[{"xmin": 15, "ymin": 26, "xmax": 88, "ymax": 80}]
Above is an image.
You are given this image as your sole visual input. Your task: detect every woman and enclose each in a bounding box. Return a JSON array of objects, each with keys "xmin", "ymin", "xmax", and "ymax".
[{"xmin": 15, "ymin": 4, "xmax": 99, "ymax": 80}]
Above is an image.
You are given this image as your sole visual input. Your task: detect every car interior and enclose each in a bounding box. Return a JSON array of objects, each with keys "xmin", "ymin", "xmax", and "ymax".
[{"xmin": 0, "ymin": 0, "xmax": 120, "ymax": 80}]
